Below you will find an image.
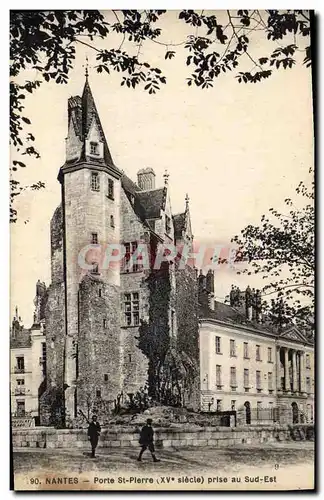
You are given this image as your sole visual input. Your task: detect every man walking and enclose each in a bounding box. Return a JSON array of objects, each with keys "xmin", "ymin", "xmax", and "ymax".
[
  {"xmin": 87, "ymin": 415, "xmax": 101, "ymax": 458},
  {"xmin": 137, "ymin": 418, "xmax": 160, "ymax": 462}
]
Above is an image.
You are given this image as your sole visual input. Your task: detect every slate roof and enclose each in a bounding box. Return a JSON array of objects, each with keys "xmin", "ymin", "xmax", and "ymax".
[
  {"xmin": 136, "ymin": 188, "xmax": 166, "ymax": 219},
  {"xmin": 10, "ymin": 329, "xmax": 31, "ymax": 349},
  {"xmin": 173, "ymin": 212, "xmax": 186, "ymax": 240},
  {"xmin": 199, "ymin": 299, "xmax": 314, "ymax": 344},
  {"xmin": 80, "ymin": 78, "xmax": 114, "ymax": 167},
  {"xmin": 121, "ymin": 174, "xmax": 141, "ymax": 196}
]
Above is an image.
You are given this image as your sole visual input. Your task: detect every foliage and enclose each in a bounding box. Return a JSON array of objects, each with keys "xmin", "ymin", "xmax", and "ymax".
[
  {"xmin": 10, "ymin": 10, "xmax": 312, "ymax": 221},
  {"xmin": 125, "ymin": 385, "xmax": 153, "ymax": 413},
  {"xmin": 137, "ymin": 262, "xmax": 198, "ymax": 407},
  {"xmin": 232, "ymin": 168, "xmax": 314, "ymax": 334}
]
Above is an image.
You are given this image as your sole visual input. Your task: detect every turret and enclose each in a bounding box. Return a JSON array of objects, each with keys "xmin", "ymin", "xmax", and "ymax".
[{"xmin": 57, "ymin": 75, "xmax": 123, "ymax": 421}]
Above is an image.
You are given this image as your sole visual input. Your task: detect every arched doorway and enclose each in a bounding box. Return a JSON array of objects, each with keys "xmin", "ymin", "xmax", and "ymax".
[
  {"xmin": 291, "ymin": 402, "xmax": 299, "ymax": 424},
  {"xmin": 244, "ymin": 401, "xmax": 251, "ymax": 424}
]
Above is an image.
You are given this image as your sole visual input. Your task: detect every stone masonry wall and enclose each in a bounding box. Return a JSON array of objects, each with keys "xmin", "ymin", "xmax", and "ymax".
[
  {"xmin": 12, "ymin": 424, "xmax": 299, "ymax": 450},
  {"xmin": 40, "ymin": 282, "xmax": 65, "ymax": 426},
  {"xmin": 120, "ymin": 189, "xmax": 151, "ymax": 396},
  {"xmin": 175, "ymin": 264, "xmax": 200, "ymax": 411},
  {"xmin": 50, "ymin": 204, "xmax": 64, "ymax": 285},
  {"xmin": 120, "ymin": 271, "xmax": 149, "ymax": 395}
]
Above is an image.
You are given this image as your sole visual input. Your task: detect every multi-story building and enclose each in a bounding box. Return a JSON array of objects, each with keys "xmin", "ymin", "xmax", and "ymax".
[
  {"xmin": 199, "ymin": 273, "xmax": 315, "ymax": 424},
  {"xmin": 10, "ymin": 299, "xmax": 46, "ymax": 423}
]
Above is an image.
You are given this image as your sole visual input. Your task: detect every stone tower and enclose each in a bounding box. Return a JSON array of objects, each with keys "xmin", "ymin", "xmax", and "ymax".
[{"xmin": 41, "ymin": 77, "xmax": 124, "ymax": 425}]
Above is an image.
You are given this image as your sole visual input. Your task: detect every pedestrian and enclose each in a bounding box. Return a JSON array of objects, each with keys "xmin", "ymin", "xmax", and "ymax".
[
  {"xmin": 87, "ymin": 414, "xmax": 101, "ymax": 458},
  {"xmin": 137, "ymin": 418, "xmax": 160, "ymax": 462}
]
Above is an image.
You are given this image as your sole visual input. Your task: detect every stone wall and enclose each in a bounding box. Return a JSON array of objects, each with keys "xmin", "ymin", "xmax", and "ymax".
[
  {"xmin": 13, "ymin": 424, "xmax": 307, "ymax": 450},
  {"xmin": 40, "ymin": 282, "xmax": 66, "ymax": 426},
  {"xmin": 50, "ymin": 204, "xmax": 64, "ymax": 285},
  {"xmin": 119, "ymin": 189, "xmax": 151, "ymax": 395},
  {"xmin": 175, "ymin": 264, "xmax": 200, "ymax": 411},
  {"xmin": 77, "ymin": 275, "xmax": 122, "ymax": 417}
]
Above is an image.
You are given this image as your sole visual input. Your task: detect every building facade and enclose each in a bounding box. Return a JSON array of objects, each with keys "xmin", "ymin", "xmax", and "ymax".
[
  {"xmin": 10, "ymin": 302, "xmax": 46, "ymax": 422},
  {"xmin": 38, "ymin": 76, "xmax": 200, "ymax": 426},
  {"xmin": 199, "ymin": 275, "xmax": 315, "ymax": 424}
]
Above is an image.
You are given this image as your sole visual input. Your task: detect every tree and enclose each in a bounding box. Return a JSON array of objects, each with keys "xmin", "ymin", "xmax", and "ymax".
[
  {"xmin": 232, "ymin": 168, "xmax": 314, "ymax": 334},
  {"xmin": 10, "ymin": 9, "xmax": 313, "ymax": 222}
]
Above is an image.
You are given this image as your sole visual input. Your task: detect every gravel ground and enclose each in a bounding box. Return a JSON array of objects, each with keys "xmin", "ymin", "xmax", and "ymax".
[{"xmin": 12, "ymin": 441, "xmax": 315, "ymax": 491}]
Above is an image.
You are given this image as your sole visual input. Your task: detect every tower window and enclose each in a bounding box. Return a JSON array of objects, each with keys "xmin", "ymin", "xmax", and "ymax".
[
  {"xmin": 108, "ymin": 179, "xmax": 114, "ymax": 200},
  {"xmin": 128, "ymin": 354, "xmax": 132, "ymax": 362},
  {"xmin": 91, "ymin": 172, "xmax": 100, "ymax": 192},
  {"xmin": 90, "ymin": 142, "xmax": 99, "ymax": 155},
  {"xmin": 91, "ymin": 232, "xmax": 98, "ymax": 244},
  {"xmin": 103, "ymin": 319, "xmax": 107, "ymax": 329},
  {"xmin": 98, "ymin": 288, "xmax": 102, "ymax": 297},
  {"xmin": 96, "ymin": 389, "xmax": 101, "ymax": 398},
  {"xmin": 122, "ymin": 241, "xmax": 142, "ymax": 272},
  {"xmin": 104, "ymin": 374, "xmax": 108, "ymax": 382},
  {"xmin": 110, "ymin": 215, "xmax": 115, "ymax": 228},
  {"xmin": 123, "ymin": 292, "xmax": 140, "ymax": 326}
]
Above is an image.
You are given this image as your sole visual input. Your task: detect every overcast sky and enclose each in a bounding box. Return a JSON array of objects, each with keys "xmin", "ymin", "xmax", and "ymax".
[{"xmin": 10, "ymin": 11, "xmax": 314, "ymax": 327}]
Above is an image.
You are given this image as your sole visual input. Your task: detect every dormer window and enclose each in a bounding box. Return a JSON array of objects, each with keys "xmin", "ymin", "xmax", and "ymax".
[
  {"xmin": 91, "ymin": 172, "xmax": 100, "ymax": 192},
  {"xmin": 90, "ymin": 141, "xmax": 99, "ymax": 155}
]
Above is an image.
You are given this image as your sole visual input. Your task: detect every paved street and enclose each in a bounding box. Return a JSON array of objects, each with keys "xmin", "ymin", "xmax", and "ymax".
[{"xmin": 13, "ymin": 441, "xmax": 314, "ymax": 491}]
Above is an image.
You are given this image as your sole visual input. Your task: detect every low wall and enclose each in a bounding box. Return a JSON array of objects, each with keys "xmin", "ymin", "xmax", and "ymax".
[{"xmin": 12, "ymin": 424, "xmax": 309, "ymax": 450}]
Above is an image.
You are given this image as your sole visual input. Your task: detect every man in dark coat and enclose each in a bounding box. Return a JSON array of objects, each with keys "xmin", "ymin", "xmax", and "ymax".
[
  {"xmin": 87, "ymin": 415, "xmax": 101, "ymax": 458},
  {"xmin": 137, "ymin": 418, "xmax": 160, "ymax": 462}
]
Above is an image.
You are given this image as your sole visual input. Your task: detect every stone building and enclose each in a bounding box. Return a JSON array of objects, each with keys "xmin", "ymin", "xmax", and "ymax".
[
  {"xmin": 198, "ymin": 273, "xmax": 315, "ymax": 424},
  {"xmin": 39, "ymin": 76, "xmax": 200, "ymax": 425},
  {"xmin": 10, "ymin": 295, "xmax": 47, "ymax": 423}
]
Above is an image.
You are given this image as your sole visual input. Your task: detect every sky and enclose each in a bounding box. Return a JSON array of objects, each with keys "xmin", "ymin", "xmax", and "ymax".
[{"xmin": 10, "ymin": 10, "xmax": 314, "ymax": 327}]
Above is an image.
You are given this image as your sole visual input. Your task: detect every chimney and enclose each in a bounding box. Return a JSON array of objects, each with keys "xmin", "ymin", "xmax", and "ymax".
[
  {"xmin": 137, "ymin": 168, "xmax": 156, "ymax": 190},
  {"xmin": 198, "ymin": 270, "xmax": 206, "ymax": 292},
  {"xmin": 67, "ymin": 96, "xmax": 82, "ymax": 134},
  {"xmin": 208, "ymin": 293, "xmax": 215, "ymax": 311},
  {"xmin": 255, "ymin": 289, "xmax": 262, "ymax": 323},
  {"xmin": 206, "ymin": 269, "xmax": 215, "ymax": 294}
]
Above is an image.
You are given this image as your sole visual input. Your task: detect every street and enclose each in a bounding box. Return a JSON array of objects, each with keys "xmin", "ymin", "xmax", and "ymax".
[{"xmin": 13, "ymin": 441, "xmax": 315, "ymax": 491}]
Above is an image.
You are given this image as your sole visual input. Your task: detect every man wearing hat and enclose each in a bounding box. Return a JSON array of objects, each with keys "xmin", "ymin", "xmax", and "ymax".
[
  {"xmin": 87, "ymin": 415, "xmax": 101, "ymax": 458},
  {"xmin": 137, "ymin": 418, "xmax": 160, "ymax": 462}
]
